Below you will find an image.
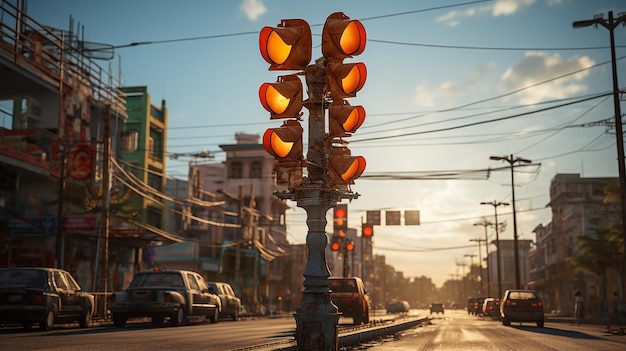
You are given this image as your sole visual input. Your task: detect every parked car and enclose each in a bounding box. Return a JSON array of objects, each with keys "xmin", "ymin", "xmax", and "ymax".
[
  {"xmin": 386, "ymin": 300, "xmax": 410, "ymax": 314},
  {"xmin": 482, "ymin": 297, "xmax": 500, "ymax": 319},
  {"xmin": 430, "ymin": 303, "xmax": 445, "ymax": 314},
  {"xmin": 108, "ymin": 269, "xmax": 221, "ymax": 327},
  {"xmin": 328, "ymin": 277, "xmax": 370, "ymax": 325},
  {"xmin": 467, "ymin": 297, "xmax": 485, "ymax": 315},
  {"xmin": 207, "ymin": 281, "xmax": 241, "ymax": 321},
  {"xmin": 500, "ymin": 289, "xmax": 544, "ymax": 327},
  {"xmin": 0, "ymin": 267, "xmax": 94, "ymax": 330}
]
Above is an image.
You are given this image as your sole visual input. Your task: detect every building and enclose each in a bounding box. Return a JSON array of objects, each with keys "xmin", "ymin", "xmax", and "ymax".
[{"xmin": 528, "ymin": 174, "xmax": 620, "ymax": 316}]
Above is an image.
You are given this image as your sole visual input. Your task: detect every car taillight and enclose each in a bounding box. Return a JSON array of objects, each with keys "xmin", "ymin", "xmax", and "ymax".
[
  {"xmin": 163, "ymin": 293, "xmax": 172, "ymax": 303},
  {"xmin": 505, "ymin": 300, "xmax": 511, "ymax": 306},
  {"xmin": 352, "ymin": 293, "xmax": 359, "ymax": 298},
  {"xmin": 26, "ymin": 293, "xmax": 45, "ymax": 305},
  {"xmin": 532, "ymin": 301, "xmax": 543, "ymax": 307}
]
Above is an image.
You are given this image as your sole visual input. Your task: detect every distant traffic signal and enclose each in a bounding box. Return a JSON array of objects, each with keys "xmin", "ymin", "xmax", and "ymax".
[
  {"xmin": 362, "ymin": 223, "xmax": 374, "ymax": 237},
  {"xmin": 259, "ymin": 19, "xmax": 312, "ymax": 71},
  {"xmin": 333, "ymin": 203, "xmax": 348, "ymax": 233},
  {"xmin": 330, "ymin": 235, "xmax": 341, "ymax": 251},
  {"xmin": 345, "ymin": 239, "xmax": 355, "ymax": 251}
]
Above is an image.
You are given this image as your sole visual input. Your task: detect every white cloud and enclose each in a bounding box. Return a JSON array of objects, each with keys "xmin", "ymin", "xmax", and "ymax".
[
  {"xmin": 240, "ymin": 0, "xmax": 266, "ymax": 21},
  {"xmin": 500, "ymin": 52, "xmax": 595, "ymax": 105},
  {"xmin": 437, "ymin": 0, "xmax": 536, "ymax": 26}
]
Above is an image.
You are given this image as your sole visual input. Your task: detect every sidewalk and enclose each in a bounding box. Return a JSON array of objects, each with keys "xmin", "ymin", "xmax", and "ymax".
[{"xmin": 545, "ymin": 312, "xmax": 626, "ymax": 335}]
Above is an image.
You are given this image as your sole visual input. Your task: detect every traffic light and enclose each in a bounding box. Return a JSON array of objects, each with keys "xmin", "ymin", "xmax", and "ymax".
[
  {"xmin": 321, "ymin": 12, "xmax": 366, "ymax": 62},
  {"xmin": 330, "ymin": 235, "xmax": 341, "ymax": 251},
  {"xmin": 345, "ymin": 239, "xmax": 355, "ymax": 251},
  {"xmin": 333, "ymin": 203, "xmax": 348, "ymax": 232},
  {"xmin": 263, "ymin": 120, "xmax": 304, "ymax": 188},
  {"xmin": 362, "ymin": 223, "xmax": 374, "ymax": 237},
  {"xmin": 259, "ymin": 74, "xmax": 303, "ymax": 119},
  {"xmin": 329, "ymin": 100, "xmax": 366, "ymax": 138},
  {"xmin": 328, "ymin": 146, "xmax": 366, "ymax": 185},
  {"xmin": 326, "ymin": 62, "xmax": 367, "ymax": 100},
  {"xmin": 259, "ymin": 19, "xmax": 312, "ymax": 71}
]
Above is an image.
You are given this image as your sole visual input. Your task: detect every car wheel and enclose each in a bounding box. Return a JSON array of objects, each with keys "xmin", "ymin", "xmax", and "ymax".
[
  {"xmin": 537, "ymin": 319, "xmax": 544, "ymax": 328},
  {"xmin": 209, "ymin": 307, "xmax": 219, "ymax": 323},
  {"xmin": 170, "ymin": 308, "xmax": 185, "ymax": 326},
  {"xmin": 363, "ymin": 308, "xmax": 370, "ymax": 324},
  {"xmin": 112, "ymin": 313, "xmax": 127, "ymax": 328},
  {"xmin": 79, "ymin": 307, "xmax": 92, "ymax": 328},
  {"xmin": 232, "ymin": 306, "xmax": 239, "ymax": 321},
  {"xmin": 353, "ymin": 313, "xmax": 363, "ymax": 325},
  {"xmin": 502, "ymin": 317, "xmax": 510, "ymax": 326},
  {"xmin": 40, "ymin": 310, "xmax": 54, "ymax": 331}
]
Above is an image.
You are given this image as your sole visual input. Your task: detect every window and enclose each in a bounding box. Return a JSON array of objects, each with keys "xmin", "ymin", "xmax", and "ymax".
[
  {"xmin": 186, "ymin": 273, "xmax": 200, "ymax": 290},
  {"xmin": 229, "ymin": 162, "xmax": 243, "ymax": 179},
  {"xmin": 249, "ymin": 161, "xmax": 262, "ymax": 179},
  {"xmin": 123, "ymin": 130, "xmax": 139, "ymax": 152}
]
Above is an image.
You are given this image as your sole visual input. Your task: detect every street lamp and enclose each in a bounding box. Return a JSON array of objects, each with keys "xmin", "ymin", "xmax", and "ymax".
[
  {"xmin": 573, "ymin": 12, "xmax": 626, "ymax": 272},
  {"xmin": 490, "ymin": 155, "xmax": 531, "ymax": 289},
  {"xmin": 481, "ymin": 200, "xmax": 508, "ymax": 299}
]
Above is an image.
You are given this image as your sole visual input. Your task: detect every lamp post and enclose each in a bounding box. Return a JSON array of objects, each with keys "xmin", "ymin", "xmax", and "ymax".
[
  {"xmin": 491, "ymin": 155, "xmax": 531, "ymax": 289},
  {"xmin": 573, "ymin": 12, "xmax": 626, "ymax": 272},
  {"xmin": 481, "ymin": 201, "xmax": 508, "ymax": 299}
]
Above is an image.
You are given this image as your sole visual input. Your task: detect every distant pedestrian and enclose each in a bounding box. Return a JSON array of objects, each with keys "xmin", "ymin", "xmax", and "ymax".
[{"xmin": 574, "ymin": 291, "xmax": 584, "ymax": 325}]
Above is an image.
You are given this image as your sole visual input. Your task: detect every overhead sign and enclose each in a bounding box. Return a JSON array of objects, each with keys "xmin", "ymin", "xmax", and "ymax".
[
  {"xmin": 405, "ymin": 210, "xmax": 420, "ymax": 225},
  {"xmin": 366, "ymin": 210, "xmax": 381, "ymax": 225},
  {"xmin": 385, "ymin": 210, "xmax": 401, "ymax": 225}
]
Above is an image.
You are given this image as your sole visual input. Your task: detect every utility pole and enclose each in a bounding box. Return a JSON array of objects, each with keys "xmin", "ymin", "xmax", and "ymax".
[
  {"xmin": 481, "ymin": 201, "xmax": 508, "ymax": 299},
  {"xmin": 490, "ymin": 155, "xmax": 531, "ymax": 289},
  {"xmin": 469, "ymin": 238, "xmax": 485, "ymax": 296},
  {"xmin": 573, "ymin": 12, "xmax": 626, "ymax": 282},
  {"xmin": 464, "ymin": 253, "xmax": 477, "ymax": 296},
  {"xmin": 474, "ymin": 218, "xmax": 492, "ymax": 296}
]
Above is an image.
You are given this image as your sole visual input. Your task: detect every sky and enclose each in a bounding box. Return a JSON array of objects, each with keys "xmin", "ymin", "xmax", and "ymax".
[{"xmin": 21, "ymin": 0, "xmax": 626, "ymax": 286}]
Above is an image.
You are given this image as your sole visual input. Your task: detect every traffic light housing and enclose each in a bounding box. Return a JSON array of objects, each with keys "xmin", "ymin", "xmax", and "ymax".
[
  {"xmin": 333, "ymin": 203, "xmax": 348, "ymax": 232},
  {"xmin": 330, "ymin": 235, "xmax": 341, "ymax": 251},
  {"xmin": 362, "ymin": 223, "xmax": 374, "ymax": 237},
  {"xmin": 329, "ymin": 100, "xmax": 366, "ymax": 137},
  {"xmin": 322, "ymin": 12, "xmax": 366, "ymax": 62},
  {"xmin": 259, "ymin": 74, "xmax": 303, "ymax": 119},
  {"xmin": 260, "ymin": 19, "xmax": 312, "ymax": 71},
  {"xmin": 326, "ymin": 62, "xmax": 367, "ymax": 100},
  {"xmin": 328, "ymin": 146, "xmax": 366, "ymax": 185},
  {"xmin": 345, "ymin": 239, "xmax": 355, "ymax": 251},
  {"xmin": 263, "ymin": 120, "xmax": 304, "ymax": 188}
]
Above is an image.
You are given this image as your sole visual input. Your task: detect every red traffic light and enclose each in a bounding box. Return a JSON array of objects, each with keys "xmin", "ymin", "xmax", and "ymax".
[
  {"xmin": 330, "ymin": 235, "xmax": 341, "ymax": 251},
  {"xmin": 345, "ymin": 240, "xmax": 355, "ymax": 251},
  {"xmin": 322, "ymin": 12, "xmax": 366, "ymax": 62},
  {"xmin": 329, "ymin": 100, "xmax": 366, "ymax": 137},
  {"xmin": 362, "ymin": 223, "xmax": 374, "ymax": 237},
  {"xmin": 262, "ymin": 120, "xmax": 303, "ymax": 161},
  {"xmin": 327, "ymin": 62, "xmax": 367, "ymax": 99},
  {"xmin": 260, "ymin": 19, "xmax": 312, "ymax": 70},
  {"xmin": 328, "ymin": 147, "xmax": 366, "ymax": 185},
  {"xmin": 334, "ymin": 203, "xmax": 348, "ymax": 231},
  {"xmin": 259, "ymin": 75, "xmax": 303, "ymax": 119}
]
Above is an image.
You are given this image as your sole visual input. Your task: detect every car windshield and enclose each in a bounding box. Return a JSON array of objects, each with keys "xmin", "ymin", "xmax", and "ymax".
[
  {"xmin": 329, "ymin": 280, "xmax": 357, "ymax": 292},
  {"xmin": 508, "ymin": 291, "xmax": 538, "ymax": 300},
  {"xmin": 131, "ymin": 273, "xmax": 184, "ymax": 287},
  {"xmin": 0, "ymin": 269, "xmax": 47, "ymax": 289}
]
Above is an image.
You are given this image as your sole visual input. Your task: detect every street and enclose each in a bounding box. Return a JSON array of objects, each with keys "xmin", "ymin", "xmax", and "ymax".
[
  {"xmin": 357, "ymin": 309, "xmax": 626, "ymax": 351},
  {"xmin": 1, "ymin": 309, "xmax": 625, "ymax": 350}
]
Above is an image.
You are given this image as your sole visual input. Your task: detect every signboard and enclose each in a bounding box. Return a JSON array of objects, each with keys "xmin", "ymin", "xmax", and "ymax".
[
  {"xmin": 385, "ymin": 210, "xmax": 401, "ymax": 225},
  {"xmin": 405, "ymin": 210, "xmax": 421, "ymax": 225},
  {"xmin": 366, "ymin": 210, "xmax": 381, "ymax": 225},
  {"xmin": 63, "ymin": 215, "xmax": 97, "ymax": 233}
]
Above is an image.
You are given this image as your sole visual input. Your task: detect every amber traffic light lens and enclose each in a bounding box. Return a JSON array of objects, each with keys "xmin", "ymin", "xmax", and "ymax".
[
  {"xmin": 260, "ymin": 28, "xmax": 291, "ymax": 65},
  {"xmin": 340, "ymin": 21, "xmax": 366, "ymax": 56},
  {"xmin": 259, "ymin": 19, "xmax": 312, "ymax": 70},
  {"xmin": 260, "ymin": 83, "xmax": 290, "ymax": 114},
  {"xmin": 263, "ymin": 129, "xmax": 293, "ymax": 158},
  {"xmin": 341, "ymin": 156, "xmax": 366, "ymax": 181},
  {"xmin": 341, "ymin": 63, "xmax": 367, "ymax": 95}
]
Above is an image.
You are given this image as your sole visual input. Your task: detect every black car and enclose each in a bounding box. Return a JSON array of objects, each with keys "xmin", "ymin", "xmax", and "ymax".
[
  {"xmin": 329, "ymin": 277, "xmax": 370, "ymax": 325},
  {"xmin": 0, "ymin": 267, "xmax": 94, "ymax": 330},
  {"xmin": 207, "ymin": 281, "xmax": 241, "ymax": 321},
  {"xmin": 500, "ymin": 289, "xmax": 544, "ymax": 327},
  {"xmin": 430, "ymin": 303, "xmax": 445, "ymax": 314},
  {"xmin": 108, "ymin": 269, "xmax": 221, "ymax": 327}
]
